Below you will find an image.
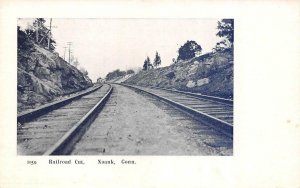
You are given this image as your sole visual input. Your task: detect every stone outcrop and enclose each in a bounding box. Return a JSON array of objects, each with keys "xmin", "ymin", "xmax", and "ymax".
[
  {"xmin": 18, "ymin": 44, "xmax": 93, "ymax": 112},
  {"xmin": 124, "ymin": 49, "xmax": 233, "ymax": 99}
]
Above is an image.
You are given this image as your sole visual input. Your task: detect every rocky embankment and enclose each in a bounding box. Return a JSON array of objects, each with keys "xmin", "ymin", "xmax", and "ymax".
[
  {"xmin": 124, "ymin": 50, "xmax": 233, "ymax": 99},
  {"xmin": 18, "ymin": 44, "xmax": 93, "ymax": 112}
]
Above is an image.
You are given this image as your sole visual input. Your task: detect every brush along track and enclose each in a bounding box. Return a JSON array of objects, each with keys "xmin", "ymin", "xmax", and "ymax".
[
  {"xmin": 17, "ymin": 84, "xmax": 112, "ymax": 155},
  {"xmin": 120, "ymin": 84, "xmax": 233, "ymax": 137}
]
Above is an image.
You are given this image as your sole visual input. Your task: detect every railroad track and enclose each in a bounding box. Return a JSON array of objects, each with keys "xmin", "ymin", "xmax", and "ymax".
[
  {"xmin": 70, "ymin": 84, "xmax": 232, "ymax": 155},
  {"xmin": 17, "ymin": 84, "xmax": 112, "ymax": 155},
  {"xmin": 17, "ymin": 82, "xmax": 232, "ymax": 155},
  {"xmin": 120, "ymin": 84, "xmax": 233, "ymax": 137}
]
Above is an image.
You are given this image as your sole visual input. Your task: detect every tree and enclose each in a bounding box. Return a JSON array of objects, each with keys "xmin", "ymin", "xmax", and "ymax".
[
  {"xmin": 32, "ymin": 18, "xmax": 56, "ymax": 50},
  {"xmin": 177, "ymin": 40, "xmax": 202, "ymax": 61},
  {"xmin": 142, "ymin": 56, "xmax": 152, "ymax": 71},
  {"xmin": 213, "ymin": 40, "xmax": 231, "ymax": 52},
  {"xmin": 105, "ymin": 69, "xmax": 126, "ymax": 80},
  {"xmin": 216, "ymin": 19, "xmax": 234, "ymax": 48},
  {"xmin": 33, "ymin": 18, "xmax": 46, "ymax": 43},
  {"xmin": 153, "ymin": 51, "xmax": 161, "ymax": 68},
  {"xmin": 143, "ymin": 60, "xmax": 147, "ymax": 71}
]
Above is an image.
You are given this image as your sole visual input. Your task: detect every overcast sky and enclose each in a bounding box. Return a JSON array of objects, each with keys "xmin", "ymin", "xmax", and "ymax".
[{"xmin": 18, "ymin": 18, "xmax": 221, "ymax": 81}]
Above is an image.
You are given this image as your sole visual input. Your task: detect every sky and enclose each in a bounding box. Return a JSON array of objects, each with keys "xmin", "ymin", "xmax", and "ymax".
[{"xmin": 18, "ymin": 18, "xmax": 221, "ymax": 81}]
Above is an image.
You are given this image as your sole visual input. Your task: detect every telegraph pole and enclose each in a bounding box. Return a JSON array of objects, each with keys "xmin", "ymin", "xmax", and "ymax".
[
  {"xmin": 67, "ymin": 42, "xmax": 72, "ymax": 63},
  {"xmin": 47, "ymin": 18, "xmax": 52, "ymax": 50},
  {"xmin": 34, "ymin": 18, "xmax": 57, "ymax": 49},
  {"xmin": 63, "ymin": 47, "xmax": 67, "ymax": 60},
  {"xmin": 35, "ymin": 20, "xmax": 40, "ymax": 43},
  {"xmin": 46, "ymin": 18, "xmax": 57, "ymax": 50}
]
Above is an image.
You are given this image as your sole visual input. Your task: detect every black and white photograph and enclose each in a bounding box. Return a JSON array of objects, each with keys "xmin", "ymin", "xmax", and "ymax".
[
  {"xmin": 1, "ymin": 1, "xmax": 300, "ymax": 188},
  {"xmin": 17, "ymin": 18, "xmax": 234, "ymax": 155}
]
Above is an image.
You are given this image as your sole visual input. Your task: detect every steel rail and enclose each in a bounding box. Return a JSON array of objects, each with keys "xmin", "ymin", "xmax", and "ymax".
[
  {"xmin": 120, "ymin": 83, "xmax": 233, "ymax": 138},
  {"xmin": 17, "ymin": 85, "xmax": 103, "ymax": 124},
  {"xmin": 149, "ymin": 86, "xmax": 233, "ymax": 106},
  {"xmin": 43, "ymin": 84, "xmax": 113, "ymax": 155}
]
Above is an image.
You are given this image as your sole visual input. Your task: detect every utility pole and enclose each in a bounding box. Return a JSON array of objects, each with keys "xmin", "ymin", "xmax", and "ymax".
[
  {"xmin": 35, "ymin": 19, "xmax": 40, "ymax": 43},
  {"xmin": 47, "ymin": 18, "xmax": 52, "ymax": 50},
  {"xmin": 35, "ymin": 18, "xmax": 57, "ymax": 49},
  {"xmin": 63, "ymin": 47, "xmax": 67, "ymax": 60},
  {"xmin": 67, "ymin": 42, "xmax": 72, "ymax": 63},
  {"xmin": 46, "ymin": 18, "xmax": 57, "ymax": 50}
]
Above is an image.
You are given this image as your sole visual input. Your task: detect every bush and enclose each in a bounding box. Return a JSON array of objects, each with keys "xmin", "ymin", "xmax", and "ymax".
[{"xmin": 17, "ymin": 26, "xmax": 34, "ymax": 52}]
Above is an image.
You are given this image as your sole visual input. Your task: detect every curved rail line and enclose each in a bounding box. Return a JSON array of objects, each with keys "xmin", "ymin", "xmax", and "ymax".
[
  {"xmin": 120, "ymin": 83, "xmax": 233, "ymax": 138},
  {"xmin": 17, "ymin": 84, "xmax": 113, "ymax": 155}
]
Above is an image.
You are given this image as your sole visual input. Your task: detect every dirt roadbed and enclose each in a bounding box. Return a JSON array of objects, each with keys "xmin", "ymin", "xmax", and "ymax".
[{"xmin": 71, "ymin": 84, "xmax": 232, "ymax": 155}]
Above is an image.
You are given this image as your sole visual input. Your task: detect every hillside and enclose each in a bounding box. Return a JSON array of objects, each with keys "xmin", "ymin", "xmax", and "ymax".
[
  {"xmin": 18, "ymin": 40, "xmax": 93, "ymax": 112},
  {"xmin": 124, "ymin": 49, "xmax": 233, "ymax": 99}
]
